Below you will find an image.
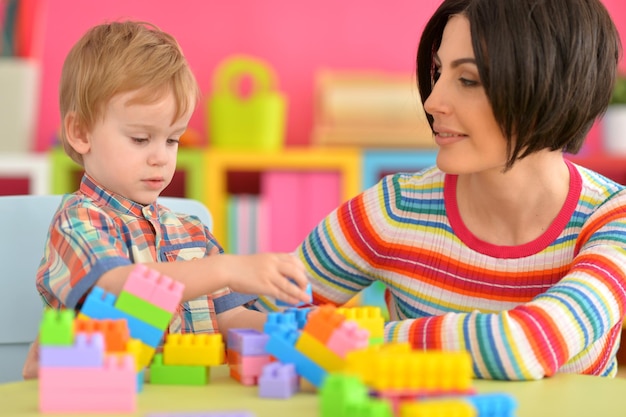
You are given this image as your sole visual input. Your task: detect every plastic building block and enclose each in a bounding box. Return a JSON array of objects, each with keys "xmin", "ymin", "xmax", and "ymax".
[
  {"xmin": 39, "ymin": 355, "xmax": 136, "ymax": 413},
  {"xmin": 115, "ymin": 290, "xmax": 173, "ymax": 329},
  {"xmin": 466, "ymin": 393, "xmax": 517, "ymax": 417},
  {"xmin": 276, "ymin": 281, "xmax": 312, "ymax": 307},
  {"xmin": 227, "ymin": 328, "xmax": 269, "ymax": 356},
  {"xmin": 295, "ymin": 331, "xmax": 344, "ymax": 372},
  {"xmin": 263, "ymin": 311, "xmax": 298, "ymax": 335},
  {"xmin": 39, "ymin": 332, "xmax": 104, "ymax": 368},
  {"xmin": 149, "ymin": 353, "xmax": 210, "ymax": 385},
  {"xmin": 302, "ymin": 305, "xmax": 345, "ymax": 344},
  {"xmin": 227, "ymin": 349, "xmax": 272, "ymax": 385},
  {"xmin": 121, "ymin": 263, "xmax": 162, "ymax": 300},
  {"xmin": 121, "ymin": 264, "xmax": 184, "ymax": 312},
  {"xmin": 284, "ymin": 307, "xmax": 311, "ymax": 329},
  {"xmin": 126, "ymin": 338, "xmax": 155, "ymax": 370},
  {"xmin": 399, "ymin": 400, "xmax": 476, "ymax": 417},
  {"xmin": 80, "ymin": 287, "xmax": 165, "ymax": 348},
  {"xmin": 39, "ymin": 309, "xmax": 74, "ymax": 346},
  {"xmin": 326, "ymin": 320, "xmax": 370, "ymax": 358},
  {"xmin": 258, "ymin": 362, "xmax": 299, "ymax": 399},
  {"xmin": 336, "ymin": 306, "xmax": 385, "ymax": 339},
  {"xmin": 74, "ymin": 318, "xmax": 130, "ymax": 352},
  {"xmin": 264, "ymin": 327, "xmax": 327, "ymax": 387},
  {"xmin": 350, "ymin": 350, "xmax": 473, "ymax": 395},
  {"xmin": 163, "ymin": 333, "xmax": 225, "ymax": 366},
  {"xmin": 320, "ymin": 373, "xmax": 392, "ymax": 417}
]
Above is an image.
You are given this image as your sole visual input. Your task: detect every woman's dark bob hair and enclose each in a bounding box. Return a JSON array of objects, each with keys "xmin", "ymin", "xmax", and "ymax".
[{"xmin": 417, "ymin": 0, "xmax": 622, "ymax": 169}]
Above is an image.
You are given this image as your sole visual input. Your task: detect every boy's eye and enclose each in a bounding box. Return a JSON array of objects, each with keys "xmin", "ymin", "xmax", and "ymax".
[
  {"xmin": 167, "ymin": 138, "xmax": 180, "ymax": 145},
  {"xmin": 132, "ymin": 137, "xmax": 148, "ymax": 143}
]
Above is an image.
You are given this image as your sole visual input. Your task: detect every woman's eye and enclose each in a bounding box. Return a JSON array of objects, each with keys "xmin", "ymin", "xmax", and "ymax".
[
  {"xmin": 459, "ymin": 77, "xmax": 479, "ymax": 87},
  {"xmin": 433, "ymin": 68, "xmax": 441, "ymax": 83}
]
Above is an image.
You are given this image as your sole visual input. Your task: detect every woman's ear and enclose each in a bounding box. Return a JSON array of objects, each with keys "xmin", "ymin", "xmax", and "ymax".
[{"xmin": 64, "ymin": 112, "xmax": 90, "ymax": 155}]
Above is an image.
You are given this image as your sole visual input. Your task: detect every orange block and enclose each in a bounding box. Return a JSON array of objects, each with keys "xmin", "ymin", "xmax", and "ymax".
[
  {"xmin": 302, "ymin": 305, "xmax": 345, "ymax": 343},
  {"xmin": 74, "ymin": 318, "xmax": 130, "ymax": 352}
]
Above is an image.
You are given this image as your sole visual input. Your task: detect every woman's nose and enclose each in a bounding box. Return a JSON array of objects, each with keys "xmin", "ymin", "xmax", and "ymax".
[{"xmin": 423, "ymin": 77, "xmax": 449, "ymax": 116}]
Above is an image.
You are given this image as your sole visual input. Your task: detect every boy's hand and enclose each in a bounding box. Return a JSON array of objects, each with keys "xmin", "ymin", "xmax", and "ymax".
[{"xmin": 221, "ymin": 253, "xmax": 311, "ymax": 305}]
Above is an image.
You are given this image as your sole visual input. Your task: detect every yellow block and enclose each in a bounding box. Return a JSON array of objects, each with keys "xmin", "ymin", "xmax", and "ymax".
[
  {"xmin": 295, "ymin": 331, "xmax": 345, "ymax": 373},
  {"xmin": 163, "ymin": 333, "xmax": 225, "ymax": 366}
]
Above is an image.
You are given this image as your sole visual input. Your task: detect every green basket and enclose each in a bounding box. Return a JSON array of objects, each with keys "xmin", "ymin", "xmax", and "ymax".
[{"xmin": 207, "ymin": 55, "xmax": 287, "ymax": 151}]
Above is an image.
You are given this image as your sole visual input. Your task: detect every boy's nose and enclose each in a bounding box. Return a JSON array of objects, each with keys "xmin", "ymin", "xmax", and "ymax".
[{"xmin": 148, "ymin": 144, "xmax": 171, "ymax": 166}]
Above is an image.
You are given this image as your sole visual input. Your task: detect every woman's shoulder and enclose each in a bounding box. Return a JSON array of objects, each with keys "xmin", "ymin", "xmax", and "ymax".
[
  {"xmin": 574, "ymin": 163, "xmax": 626, "ymax": 204},
  {"xmin": 379, "ymin": 165, "xmax": 445, "ymax": 192}
]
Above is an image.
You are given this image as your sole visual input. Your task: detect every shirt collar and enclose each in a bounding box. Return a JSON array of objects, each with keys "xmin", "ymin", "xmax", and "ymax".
[{"xmin": 79, "ymin": 174, "xmax": 157, "ymax": 218}]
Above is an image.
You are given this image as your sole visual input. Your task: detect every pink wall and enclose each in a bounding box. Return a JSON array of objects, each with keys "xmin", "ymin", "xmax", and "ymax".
[{"xmin": 34, "ymin": 0, "xmax": 626, "ymax": 152}]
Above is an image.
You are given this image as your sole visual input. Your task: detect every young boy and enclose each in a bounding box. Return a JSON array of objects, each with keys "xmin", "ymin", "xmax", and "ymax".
[{"xmin": 23, "ymin": 20, "xmax": 310, "ymax": 379}]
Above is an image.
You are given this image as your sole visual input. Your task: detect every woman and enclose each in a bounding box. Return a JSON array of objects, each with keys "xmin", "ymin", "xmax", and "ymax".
[{"xmin": 255, "ymin": 0, "xmax": 626, "ymax": 380}]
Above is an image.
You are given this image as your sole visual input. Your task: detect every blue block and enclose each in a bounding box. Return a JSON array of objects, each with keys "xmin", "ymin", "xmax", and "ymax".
[
  {"xmin": 467, "ymin": 392, "xmax": 518, "ymax": 417},
  {"xmin": 80, "ymin": 287, "xmax": 164, "ymax": 347},
  {"xmin": 265, "ymin": 328, "xmax": 327, "ymax": 387},
  {"xmin": 284, "ymin": 307, "xmax": 311, "ymax": 330},
  {"xmin": 264, "ymin": 311, "xmax": 298, "ymax": 335}
]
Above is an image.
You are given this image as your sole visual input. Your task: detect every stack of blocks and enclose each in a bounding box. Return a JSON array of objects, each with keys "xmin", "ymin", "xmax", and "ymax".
[
  {"xmin": 321, "ymin": 342, "xmax": 517, "ymax": 417},
  {"xmin": 38, "ymin": 310, "xmax": 137, "ymax": 413},
  {"xmin": 226, "ymin": 328, "xmax": 272, "ymax": 386},
  {"xmin": 78, "ymin": 264, "xmax": 184, "ymax": 369},
  {"xmin": 150, "ymin": 333, "xmax": 225, "ymax": 385},
  {"xmin": 38, "ymin": 264, "xmax": 186, "ymax": 412},
  {"xmin": 261, "ymin": 305, "xmax": 374, "ymax": 389}
]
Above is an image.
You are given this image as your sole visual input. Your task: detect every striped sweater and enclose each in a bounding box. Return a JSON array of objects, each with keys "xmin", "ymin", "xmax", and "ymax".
[{"xmin": 255, "ymin": 161, "xmax": 626, "ymax": 380}]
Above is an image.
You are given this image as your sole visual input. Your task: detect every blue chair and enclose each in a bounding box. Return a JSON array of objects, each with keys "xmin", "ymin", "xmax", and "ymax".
[{"xmin": 0, "ymin": 194, "xmax": 212, "ymax": 383}]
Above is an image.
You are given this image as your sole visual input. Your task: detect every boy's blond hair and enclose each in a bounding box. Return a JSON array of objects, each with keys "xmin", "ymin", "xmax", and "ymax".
[{"xmin": 59, "ymin": 20, "xmax": 201, "ymax": 165}]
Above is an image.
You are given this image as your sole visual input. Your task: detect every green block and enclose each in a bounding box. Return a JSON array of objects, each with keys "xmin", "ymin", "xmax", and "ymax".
[
  {"xmin": 149, "ymin": 354, "xmax": 209, "ymax": 385},
  {"xmin": 320, "ymin": 374, "xmax": 368, "ymax": 417},
  {"xmin": 39, "ymin": 309, "xmax": 75, "ymax": 346},
  {"xmin": 115, "ymin": 291, "xmax": 172, "ymax": 330}
]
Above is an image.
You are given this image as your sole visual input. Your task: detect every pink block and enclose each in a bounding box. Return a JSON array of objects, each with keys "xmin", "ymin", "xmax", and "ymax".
[
  {"xmin": 150, "ymin": 275, "xmax": 184, "ymax": 312},
  {"xmin": 122, "ymin": 264, "xmax": 160, "ymax": 300},
  {"xmin": 326, "ymin": 320, "xmax": 369, "ymax": 358},
  {"xmin": 122, "ymin": 264, "xmax": 183, "ymax": 312},
  {"xmin": 39, "ymin": 354, "xmax": 136, "ymax": 391},
  {"xmin": 40, "ymin": 388, "xmax": 135, "ymax": 413}
]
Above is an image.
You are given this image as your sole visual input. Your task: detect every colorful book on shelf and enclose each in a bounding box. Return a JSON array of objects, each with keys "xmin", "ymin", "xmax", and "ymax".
[
  {"xmin": 227, "ymin": 194, "xmax": 268, "ymax": 255},
  {"xmin": 261, "ymin": 171, "xmax": 341, "ymax": 252}
]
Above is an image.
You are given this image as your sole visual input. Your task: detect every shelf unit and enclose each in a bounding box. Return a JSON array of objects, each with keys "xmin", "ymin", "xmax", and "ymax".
[{"xmin": 204, "ymin": 147, "xmax": 361, "ymax": 247}]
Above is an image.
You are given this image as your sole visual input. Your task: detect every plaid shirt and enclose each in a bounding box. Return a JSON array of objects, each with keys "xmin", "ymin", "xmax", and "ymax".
[{"xmin": 37, "ymin": 174, "xmax": 254, "ymax": 334}]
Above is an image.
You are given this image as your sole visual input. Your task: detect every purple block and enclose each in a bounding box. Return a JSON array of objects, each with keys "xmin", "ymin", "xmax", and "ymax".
[
  {"xmin": 227, "ymin": 328, "xmax": 269, "ymax": 355},
  {"xmin": 258, "ymin": 362, "xmax": 299, "ymax": 399},
  {"xmin": 39, "ymin": 332, "xmax": 105, "ymax": 368}
]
